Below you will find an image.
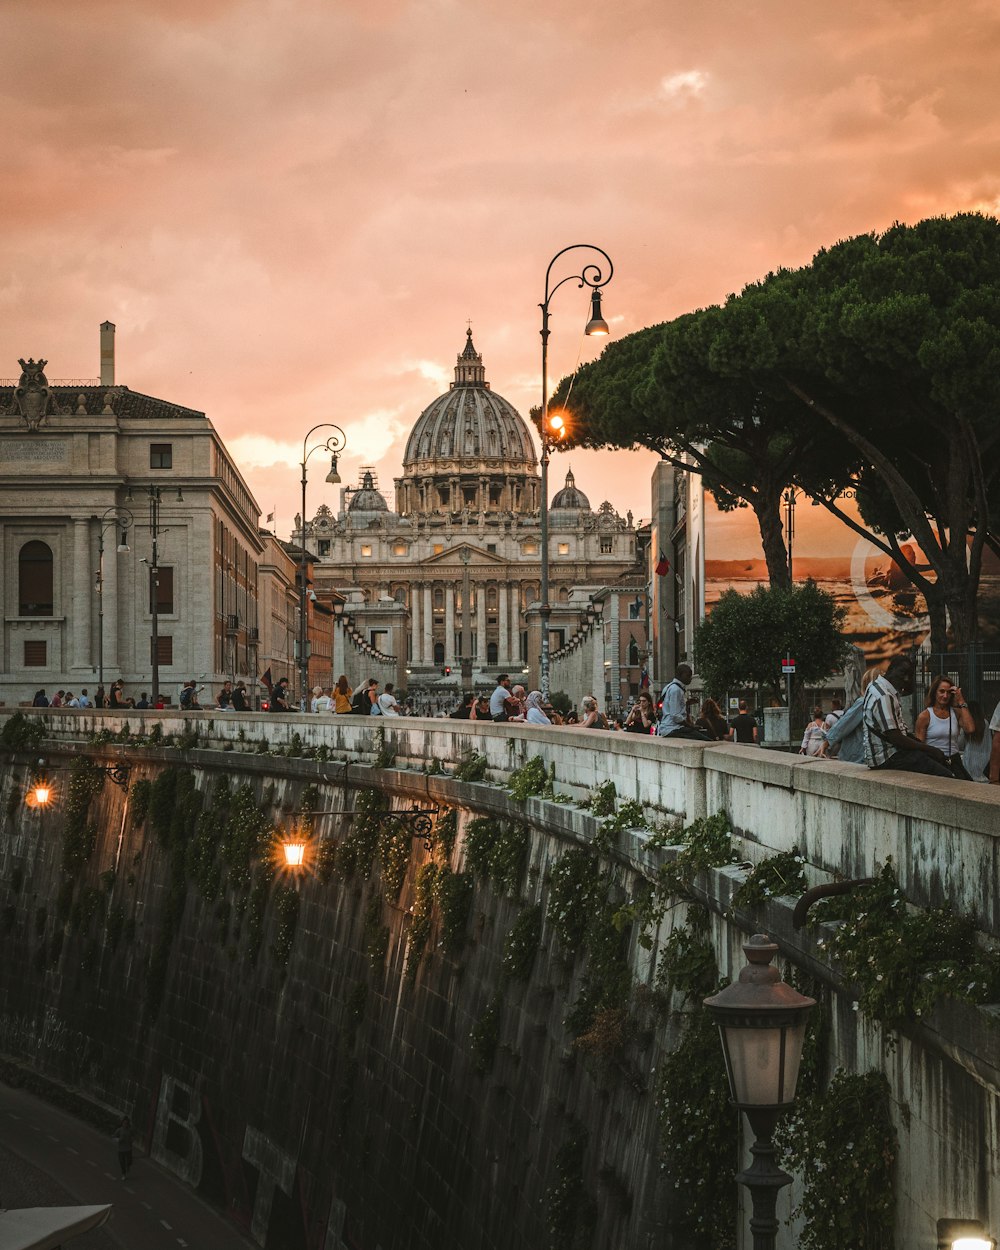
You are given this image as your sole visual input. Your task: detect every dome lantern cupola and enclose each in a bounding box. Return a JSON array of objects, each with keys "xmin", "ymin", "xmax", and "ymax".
[{"xmin": 551, "ymin": 467, "xmax": 591, "ymax": 511}]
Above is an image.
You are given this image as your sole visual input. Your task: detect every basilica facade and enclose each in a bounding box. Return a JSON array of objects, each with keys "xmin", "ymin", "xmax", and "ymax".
[{"xmin": 296, "ymin": 332, "xmax": 644, "ymax": 696}]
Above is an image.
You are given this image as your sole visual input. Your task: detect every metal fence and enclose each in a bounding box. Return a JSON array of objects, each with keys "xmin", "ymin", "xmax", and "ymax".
[{"xmin": 916, "ymin": 649, "xmax": 1000, "ymax": 718}]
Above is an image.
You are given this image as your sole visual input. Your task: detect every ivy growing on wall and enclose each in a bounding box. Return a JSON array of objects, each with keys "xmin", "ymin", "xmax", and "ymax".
[
  {"xmin": 405, "ymin": 863, "xmax": 439, "ymax": 981},
  {"xmin": 778, "ymin": 1069, "xmax": 897, "ymax": 1250},
  {"xmin": 732, "ymin": 847, "xmax": 808, "ymax": 913},
  {"xmin": 60, "ymin": 760, "xmax": 105, "ymax": 878},
  {"xmin": 431, "ymin": 867, "xmax": 473, "ymax": 954},
  {"xmin": 470, "ymin": 995, "xmax": 502, "ymax": 1075},
  {"xmin": 464, "ymin": 818, "xmax": 530, "ymax": 896},
  {"xmin": 545, "ymin": 1121, "xmax": 596, "ymax": 1250},
  {"xmin": 500, "ymin": 903, "xmax": 542, "ymax": 983}
]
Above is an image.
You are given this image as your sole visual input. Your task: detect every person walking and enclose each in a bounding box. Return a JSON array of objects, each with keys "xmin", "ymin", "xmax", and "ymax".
[
  {"xmin": 729, "ymin": 700, "xmax": 758, "ymax": 744},
  {"xmin": 114, "ymin": 1115, "xmax": 133, "ymax": 1181},
  {"xmin": 333, "ymin": 676, "xmax": 353, "ymax": 715},
  {"xmin": 862, "ymin": 655, "xmax": 953, "ymax": 777}
]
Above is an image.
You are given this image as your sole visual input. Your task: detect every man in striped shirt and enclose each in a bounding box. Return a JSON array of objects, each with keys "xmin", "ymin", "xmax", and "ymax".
[{"xmin": 862, "ymin": 655, "xmax": 953, "ymax": 777}]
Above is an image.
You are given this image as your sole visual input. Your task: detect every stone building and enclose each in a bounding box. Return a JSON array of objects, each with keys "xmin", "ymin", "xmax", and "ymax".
[
  {"xmin": 295, "ymin": 331, "xmax": 644, "ymax": 701},
  {"xmin": 0, "ymin": 326, "xmax": 263, "ymax": 707}
]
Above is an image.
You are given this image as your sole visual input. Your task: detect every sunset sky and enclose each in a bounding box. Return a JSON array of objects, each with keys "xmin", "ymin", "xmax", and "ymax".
[{"xmin": 4, "ymin": 0, "xmax": 999, "ymax": 535}]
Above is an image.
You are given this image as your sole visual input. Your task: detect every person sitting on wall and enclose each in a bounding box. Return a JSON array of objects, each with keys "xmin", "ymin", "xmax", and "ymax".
[
  {"xmin": 230, "ymin": 681, "xmax": 249, "ymax": 713},
  {"xmin": 862, "ymin": 655, "xmax": 953, "ymax": 777},
  {"xmin": 657, "ymin": 665, "xmax": 710, "ymax": 741}
]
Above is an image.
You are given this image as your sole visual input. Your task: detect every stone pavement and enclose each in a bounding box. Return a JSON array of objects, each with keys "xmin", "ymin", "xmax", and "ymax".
[{"xmin": 0, "ymin": 1082, "xmax": 254, "ymax": 1250}]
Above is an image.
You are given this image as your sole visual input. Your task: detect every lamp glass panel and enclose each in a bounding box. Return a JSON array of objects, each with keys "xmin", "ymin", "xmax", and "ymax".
[
  {"xmin": 283, "ymin": 842, "xmax": 306, "ymax": 867},
  {"xmin": 952, "ymin": 1240, "xmax": 993, "ymax": 1250},
  {"xmin": 722, "ymin": 1022, "xmax": 806, "ymax": 1105}
]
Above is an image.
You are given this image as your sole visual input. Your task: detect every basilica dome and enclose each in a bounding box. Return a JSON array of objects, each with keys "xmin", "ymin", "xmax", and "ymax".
[
  {"xmin": 395, "ymin": 330, "xmax": 540, "ymax": 518},
  {"xmin": 401, "ymin": 331, "xmax": 537, "ymax": 473}
]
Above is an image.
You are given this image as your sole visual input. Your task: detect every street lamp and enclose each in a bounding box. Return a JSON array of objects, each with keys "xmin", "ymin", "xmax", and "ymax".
[
  {"xmin": 938, "ymin": 1220, "xmax": 996, "ymax": 1250},
  {"xmin": 94, "ymin": 506, "xmax": 133, "ymax": 690},
  {"xmin": 299, "ymin": 424, "xmax": 347, "ymax": 712},
  {"xmin": 539, "ymin": 244, "xmax": 613, "ymax": 700},
  {"xmin": 459, "ymin": 546, "xmax": 473, "ymax": 692},
  {"xmin": 704, "ymin": 933, "xmax": 815, "ymax": 1250}
]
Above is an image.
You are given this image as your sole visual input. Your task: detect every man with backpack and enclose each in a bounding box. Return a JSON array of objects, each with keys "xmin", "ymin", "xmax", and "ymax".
[{"xmin": 351, "ymin": 679, "xmax": 379, "ymax": 715}]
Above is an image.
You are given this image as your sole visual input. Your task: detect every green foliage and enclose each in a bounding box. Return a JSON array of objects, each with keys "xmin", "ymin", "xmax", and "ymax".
[
  {"xmin": 336, "ymin": 788, "xmax": 386, "ymax": 880},
  {"xmin": 0, "ymin": 712, "xmax": 45, "ymax": 752},
  {"xmin": 732, "ymin": 847, "xmax": 808, "ymax": 912},
  {"xmin": 405, "ymin": 863, "xmax": 438, "ymax": 980},
  {"xmin": 814, "ymin": 862, "xmax": 1000, "ymax": 1033},
  {"xmin": 426, "ymin": 758, "xmax": 443, "ymax": 776},
  {"xmin": 546, "ymin": 849, "xmax": 609, "ymax": 951},
  {"xmin": 464, "ymin": 818, "xmax": 530, "ymax": 896},
  {"xmin": 129, "ymin": 778, "xmax": 152, "ymax": 828},
  {"xmin": 588, "ymin": 781, "xmax": 617, "ymax": 817},
  {"xmin": 372, "ymin": 727, "xmax": 395, "ymax": 769},
  {"xmin": 469, "ymin": 996, "xmax": 501, "ymax": 1075},
  {"xmin": 434, "ymin": 808, "xmax": 458, "ymax": 861},
  {"xmin": 431, "ymin": 867, "xmax": 473, "ymax": 953},
  {"xmin": 655, "ymin": 906, "xmax": 718, "ymax": 1002},
  {"xmin": 271, "ymin": 885, "xmax": 300, "ymax": 967},
  {"xmin": 500, "ymin": 903, "xmax": 543, "ymax": 983},
  {"xmin": 779, "ymin": 1069, "xmax": 897, "ymax": 1250},
  {"xmin": 363, "ymin": 894, "xmax": 390, "ymax": 970},
  {"xmin": 377, "ymin": 818, "xmax": 413, "ymax": 901},
  {"xmin": 548, "ymin": 690, "xmax": 572, "ymax": 716},
  {"xmin": 507, "ymin": 755, "xmax": 548, "ymax": 801},
  {"xmin": 655, "ymin": 1005, "xmax": 738, "ymax": 1248},
  {"xmin": 454, "ymin": 749, "xmax": 488, "ymax": 782},
  {"xmin": 60, "ymin": 761, "xmax": 105, "ymax": 877},
  {"xmin": 695, "ymin": 580, "xmax": 849, "ymax": 704},
  {"xmin": 245, "ymin": 869, "xmax": 272, "ymax": 966},
  {"xmin": 545, "ymin": 1123, "xmax": 596, "ymax": 1250}
]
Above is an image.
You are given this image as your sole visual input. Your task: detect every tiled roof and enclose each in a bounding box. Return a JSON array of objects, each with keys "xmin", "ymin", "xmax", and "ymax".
[{"xmin": 0, "ymin": 385, "xmax": 205, "ymax": 421}]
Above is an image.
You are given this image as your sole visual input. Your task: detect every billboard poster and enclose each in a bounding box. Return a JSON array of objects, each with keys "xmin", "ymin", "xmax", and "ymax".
[{"xmin": 702, "ymin": 491, "xmax": 1000, "ymax": 662}]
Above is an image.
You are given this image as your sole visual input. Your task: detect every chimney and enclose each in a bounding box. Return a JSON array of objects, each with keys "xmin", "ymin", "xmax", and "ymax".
[{"xmin": 100, "ymin": 321, "xmax": 116, "ymax": 386}]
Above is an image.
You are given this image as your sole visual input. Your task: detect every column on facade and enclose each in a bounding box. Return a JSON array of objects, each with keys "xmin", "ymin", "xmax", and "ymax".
[
  {"xmin": 410, "ymin": 586, "xmax": 420, "ymax": 667},
  {"xmin": 444, "ymin": 583, "xmax": 456, "ymax": 667},
  {"xmin": 103, "ymin": 530, "xmax": 119, "ymax": 678},
  {"xmin": 497, "ymin": 581, "xmax": 509, "ymax": 667},
  {"xmin": 422, "ymin": 584, "xmax": 433, "ymax": 666},
  {"xmin": 476, "ymin": 580, "xmax": 487, "ymax": 663},
  {"xmin": 510, "ymin": 585, "xmax": 521, "ymax": 666},
  {"xmin": 73, "ymin": 519, "xmax": 92, "ymax": 671}
]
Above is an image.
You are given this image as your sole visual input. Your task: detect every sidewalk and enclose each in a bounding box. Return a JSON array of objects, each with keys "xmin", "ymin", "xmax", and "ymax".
[{"xmin": 0, "ymin": 1082, "xmax": 254, "ymax": 1250}]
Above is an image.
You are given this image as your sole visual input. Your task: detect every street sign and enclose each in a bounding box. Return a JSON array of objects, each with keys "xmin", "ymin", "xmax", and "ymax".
[
  {"xmin": 729, "ymin": 697, "xmax": 739, "ymax": 711},
  {"xmin": 782, "ymin": 659, "xmax": 796, "ymax": 674}
]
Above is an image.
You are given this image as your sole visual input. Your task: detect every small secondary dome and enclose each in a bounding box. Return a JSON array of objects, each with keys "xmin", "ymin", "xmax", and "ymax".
[
  {"xmin": 551, "ymin": 468, "xmax": 590, "ymax": 511},
  {"xmin": 348, "ymin": 469, "xmax": 389, "ymax": 512}
]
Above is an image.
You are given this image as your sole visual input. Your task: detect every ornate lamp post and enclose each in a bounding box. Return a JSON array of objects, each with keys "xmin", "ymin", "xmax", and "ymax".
[
  {"xmin": 704, "ymin": 933, "xmax": 815, "ymax": 1250},
  {"xmin": 94, "ymin": 506, "xmax": 132, "ymax": 690},
  {"xmin": 299, "ymin": 424, "xmax": 347, "ymax": 711},
  {"xmin": 539, "ymin": 244, "xmax": 613, "ymax": 699}
]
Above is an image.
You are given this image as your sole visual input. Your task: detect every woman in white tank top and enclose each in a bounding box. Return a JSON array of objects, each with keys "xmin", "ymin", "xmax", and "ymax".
[{"xmin": 915, "ymin": 675, "xmax": 975, "ymax": 773}]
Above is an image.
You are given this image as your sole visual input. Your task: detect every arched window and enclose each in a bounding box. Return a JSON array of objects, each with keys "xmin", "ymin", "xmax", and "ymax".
[
  {"xmin": 19, "ymin": 541, "xmax": 53, "ymax": 616},
  {"xmin": 628, "ymin": 638, "xmax": 640, "ymax": 666},
  {"xmin": 433, "ymin": 587, "xmax": 445, "ymax": 610},
  {"xmin": 394, "ymin": 586, "xmax": 407, "ymax": 606},
  {"xmin": 434, "ymin": 641, "xmax": 445, "ymax": 664},
  {"xmin": 487, "ymin": 642, "xmax": 498, "ymax": 665}
]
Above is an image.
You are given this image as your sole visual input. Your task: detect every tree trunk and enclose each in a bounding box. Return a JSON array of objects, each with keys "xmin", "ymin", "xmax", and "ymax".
[{"xmin": 753, "ymin": 498, "xmax": 791, "ymax": 589}]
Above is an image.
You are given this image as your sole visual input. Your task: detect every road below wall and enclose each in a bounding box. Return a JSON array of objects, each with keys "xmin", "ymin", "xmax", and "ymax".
[{"xmin": 0, "ymin": 1082, "xmax": 255, "ymax": 1250}]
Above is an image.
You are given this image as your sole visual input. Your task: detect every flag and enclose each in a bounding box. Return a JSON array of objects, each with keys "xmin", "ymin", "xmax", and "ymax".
[
  {"xmin": 266, "ymin": 510, "xmax": 275, "ymax": 524},
  {"xmin": 640, "ymin": 667, "xmax": 650, "ymax": 690},
  {"xmin": 654, "ymin": 550, "xmax": 670, "ymax": 576},
  {"xmin": 260, "ymin": 667, "xmax": 273, "ymax": 690}
]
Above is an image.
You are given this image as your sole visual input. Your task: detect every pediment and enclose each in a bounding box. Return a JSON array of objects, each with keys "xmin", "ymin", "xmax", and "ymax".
[{"xmin": 419, "ymin": 542, "xmax": 510, "ymax": 568}]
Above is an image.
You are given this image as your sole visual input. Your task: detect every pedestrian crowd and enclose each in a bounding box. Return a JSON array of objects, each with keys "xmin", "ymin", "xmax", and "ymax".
[{"xmin": 23, "ymin": 658, "xmax": 1000, "ymax": 785}]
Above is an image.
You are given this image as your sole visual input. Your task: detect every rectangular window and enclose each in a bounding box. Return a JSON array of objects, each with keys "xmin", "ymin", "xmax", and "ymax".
[
  {"xmin": 600, "ymin": 536, "xmax": 613, "ymax": 554},
  {"xmin": 557, "ymin": 542, "xmax": 570, "ymax": 555},
  {"xmin": 360, "ymin": 544, "xmax": 372, "ymax": 557},
  {"xmin": 393, "ymin": 543, "xmax": 407, "ymax": 556},
  {"xmin": 150, "ymin": 443, "xmax": 173, "ymax": 469},
  {"xmin": 149, "ymin": 567, "xmax": 174, "ymax": 614},
  {"xmin": 433, "ymin": 543, "xmax": 444, "ymax": 555},
  {"xmin": 486, "ymin": 543, "xmax": 496, "ymax": 553},
  {"xmin": 24, "ymin": 640, "xmax": 46, "ymax": 666},
  {"xmin": 522, "ymin": 542, "xmax": 538, "ymax": 555},
  {"xmin": 318, "ymin": 540, "xmax": 331, "ymax": 556},
  {"xmin": 151, "ymin": 635, "xmax": 173, "ymax": 665}
]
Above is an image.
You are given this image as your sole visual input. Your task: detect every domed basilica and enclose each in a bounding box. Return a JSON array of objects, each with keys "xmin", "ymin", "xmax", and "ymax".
[{"xmin": 296, "ymin": 331, "xmax": 640, "ymax": 692}]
